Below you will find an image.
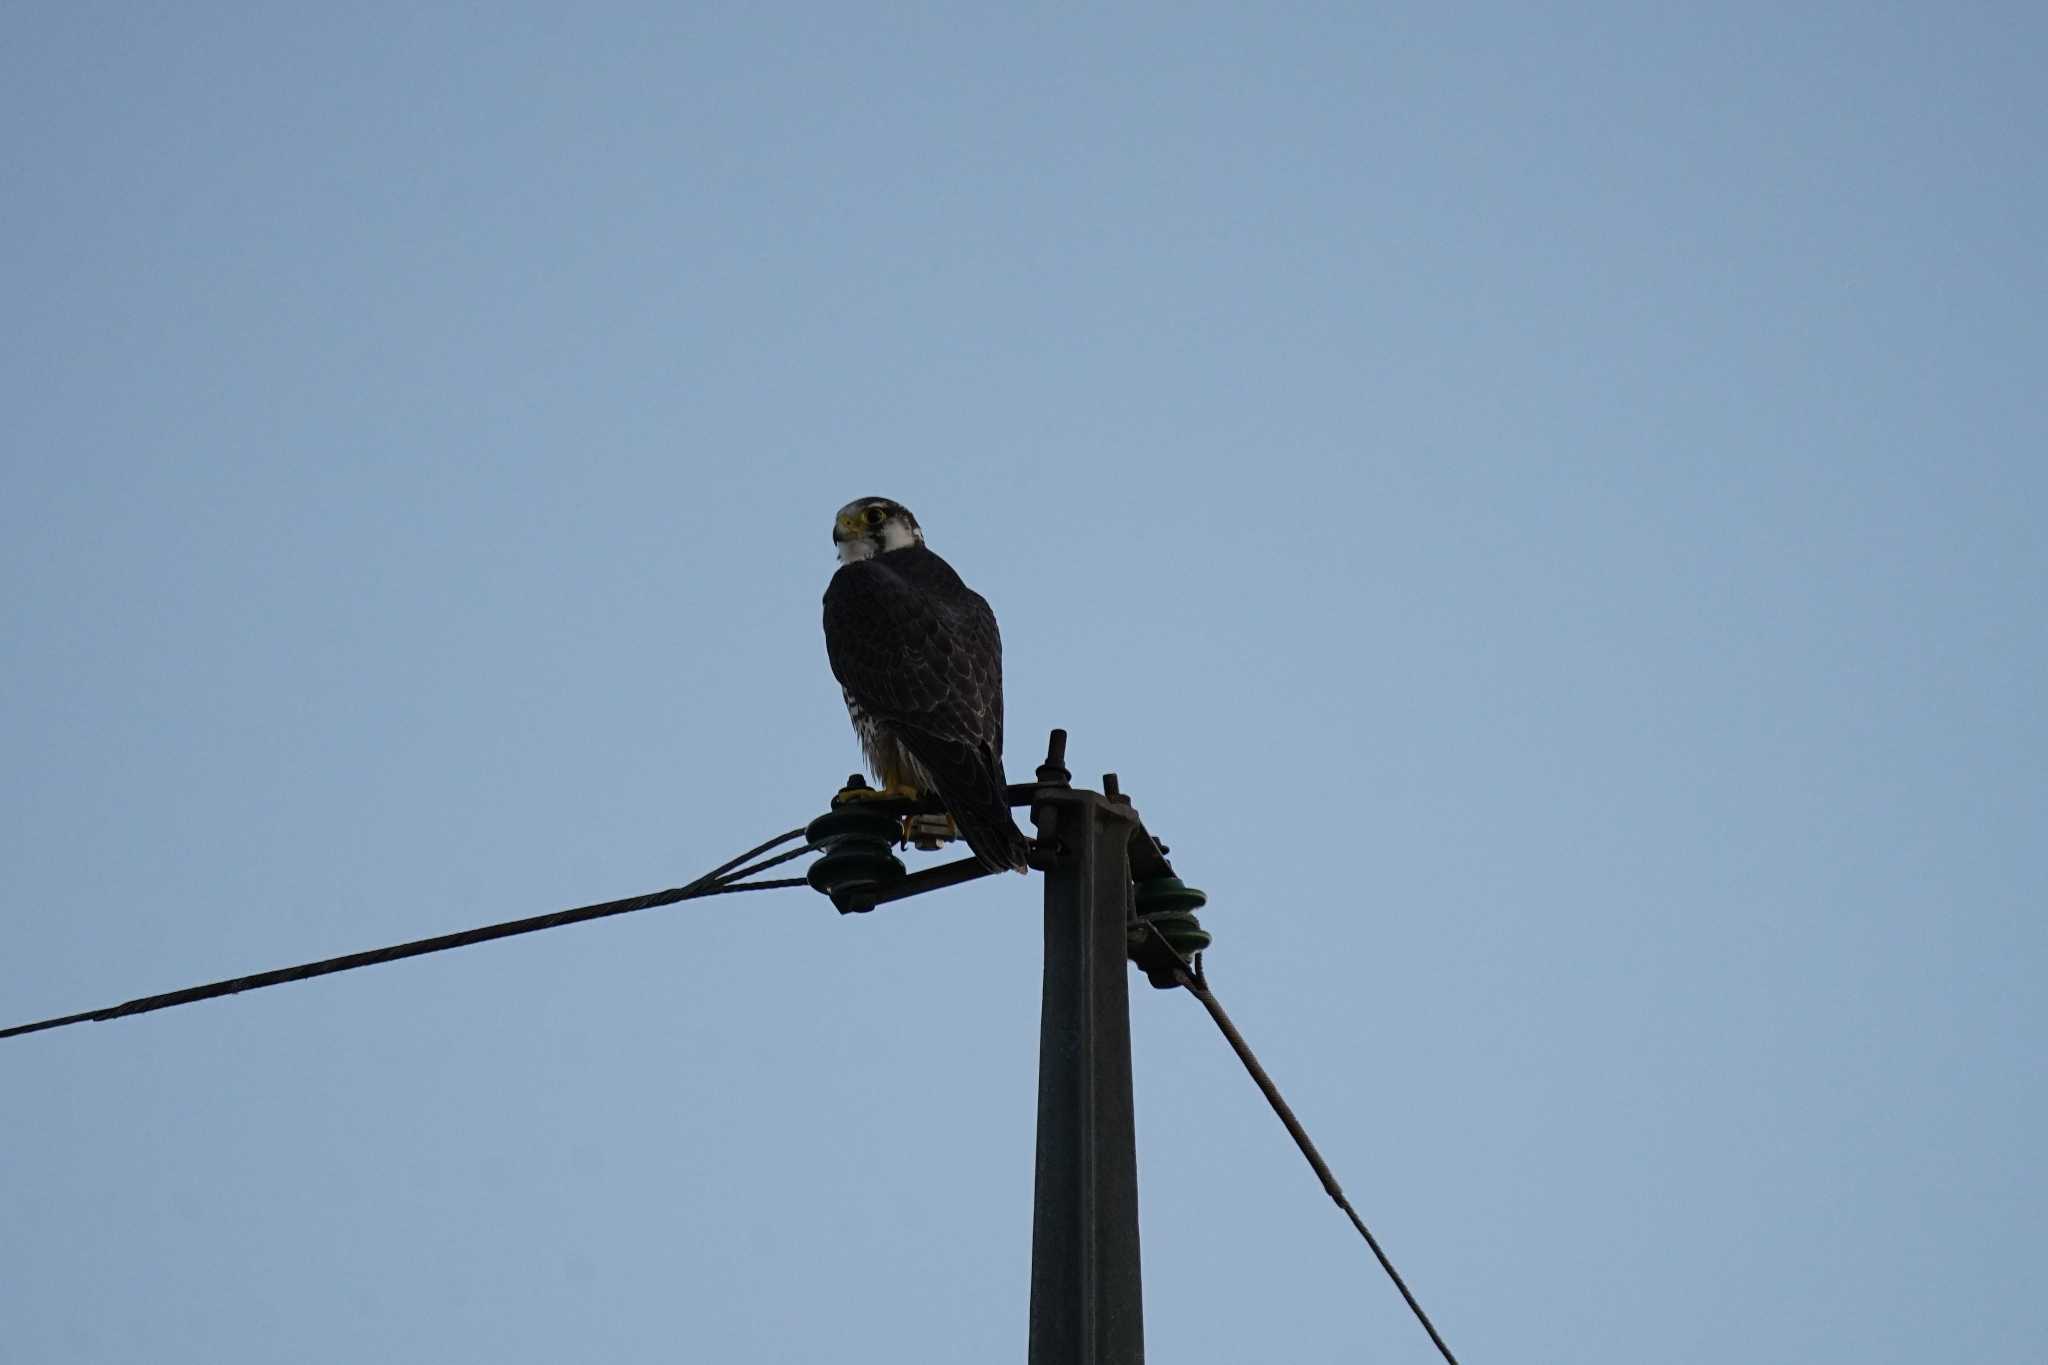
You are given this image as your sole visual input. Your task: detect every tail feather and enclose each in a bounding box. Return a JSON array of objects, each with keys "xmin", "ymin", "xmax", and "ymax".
[
  {"xmin": 949, "ymin": 785, "xmax": 1031, "ymax": 873},
  {"xmin": 902, "ymin": 733, "xmax": 1030, "ymax": 872}
]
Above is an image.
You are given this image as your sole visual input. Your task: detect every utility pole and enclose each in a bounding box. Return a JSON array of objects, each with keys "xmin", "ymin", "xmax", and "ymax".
[
  {"xmin": 806, "ymin": 729, "xmax": 1207, "ymax": 1365},
  {"xmin": 1027, "ymin": 739, "xmax": 1144, "ymax": 1365}
]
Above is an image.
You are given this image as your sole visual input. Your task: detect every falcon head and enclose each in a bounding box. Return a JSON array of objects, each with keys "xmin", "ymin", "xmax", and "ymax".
[{"xmin": 833, "ymin": 496, "xmax": 925, "ymax": 564}]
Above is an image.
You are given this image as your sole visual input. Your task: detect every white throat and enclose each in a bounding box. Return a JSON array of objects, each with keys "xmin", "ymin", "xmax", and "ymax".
[{"xmin": 838, "ymin": 518, "xmax": 923, "ymax": 564}]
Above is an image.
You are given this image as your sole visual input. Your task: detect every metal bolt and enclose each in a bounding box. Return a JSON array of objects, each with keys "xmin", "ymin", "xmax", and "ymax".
[{"xmin": 1037, "ymin": 728, "xmax": 1071, "ymax": 786}]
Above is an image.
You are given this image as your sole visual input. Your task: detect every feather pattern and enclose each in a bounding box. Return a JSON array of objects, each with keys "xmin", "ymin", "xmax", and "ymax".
[{"xmin": 823, "ymin": 542, "xmax": 1029, "ymax": 872}]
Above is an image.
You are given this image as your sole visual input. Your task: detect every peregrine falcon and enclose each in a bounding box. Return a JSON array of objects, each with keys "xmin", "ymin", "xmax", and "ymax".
[{"xmin": 823, "ymin": 496, "xmax": 1030, "ymax": 872}]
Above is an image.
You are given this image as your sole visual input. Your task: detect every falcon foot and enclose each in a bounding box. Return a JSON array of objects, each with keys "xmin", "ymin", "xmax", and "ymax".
[{"xmin": 833, "ymin": 779, "xmax": 921, "ymax": 804}]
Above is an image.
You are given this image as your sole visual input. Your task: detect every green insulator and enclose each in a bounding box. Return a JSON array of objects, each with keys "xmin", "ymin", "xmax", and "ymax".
[
  {"xmin": 1134, "ymin": 876, "xmax": 1207, "ymax": 918},
  {"xmin": 1129, "ymin": 876, "xmax": 1212, "ymax": 989},
  {"xmin": 806, "ymin": 804, "xmax": 902, "ymax": 847},
  {"xmin": 1143, "ymin": 911, "xmax": 1212, "ymax": 957},
  {"xmin": 804, "ymin": 805, "xmax": 906, "ymax": 913}
]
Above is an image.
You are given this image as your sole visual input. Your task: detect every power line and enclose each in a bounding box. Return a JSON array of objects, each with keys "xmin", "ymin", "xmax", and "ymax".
[
  {"xmin": 1143, "ymin": 923, "xmax": 1463, "ymax": 1365},
  {"xmin": 0, "ymin": 827, "xmax": 814, "ymax": 1041},
  {"xmin": 699, "ymin": 876, "xmax": 809, "ymax": 895},
  {"xmin": 6, "ymin": 798, "xmax": 1466, "ymax": 1362},
  {"xmin": 711, "ymin": 839, "xmax": 826, "ymax": 884}
]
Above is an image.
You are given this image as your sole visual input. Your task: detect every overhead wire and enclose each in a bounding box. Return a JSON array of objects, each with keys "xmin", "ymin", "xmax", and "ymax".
[
  {"xmin": 698, "ymin": 876, "xmax": 810, "ymax": 895},
  {"xmin": 1139, "ymin": 920, "xmax": 1463, "ymax": 1365},
  {"xmin": 0, "ymin": 826, "xmax": 815, "ymax": 1041},
  {"xmin": 5, "ymin": 809, "xmax": 1463, "ymax": 1361},
  {"xmin": 711, "ymin": 839, "xmax": 826, "ymax": 884}
]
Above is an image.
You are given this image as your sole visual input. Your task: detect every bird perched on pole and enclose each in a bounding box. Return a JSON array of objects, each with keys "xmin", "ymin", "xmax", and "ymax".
[{"xmin": 823, "ymin": 496, "xmax": 1031, "ymax": 873}]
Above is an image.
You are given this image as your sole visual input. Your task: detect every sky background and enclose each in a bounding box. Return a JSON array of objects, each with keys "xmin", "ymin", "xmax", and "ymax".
[{"xmin": 3, "ymin": 4, "xmax": 2043, "ymax": 1361}]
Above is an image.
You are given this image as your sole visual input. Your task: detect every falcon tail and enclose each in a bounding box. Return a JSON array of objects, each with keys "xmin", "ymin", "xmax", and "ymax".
[
  {"xmin": 907, "ymin": 736, "xmax": 1030, "ymax": 873},
  {"xmin": 951, "ymin": 787, "xmax": 1032, "ymax": 874}
]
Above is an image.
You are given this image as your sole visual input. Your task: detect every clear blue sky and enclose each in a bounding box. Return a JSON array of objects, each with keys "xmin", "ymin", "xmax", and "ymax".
[{"xmin": 4, "ymin": 5, "xmax": 2042, "ymax": 1361}]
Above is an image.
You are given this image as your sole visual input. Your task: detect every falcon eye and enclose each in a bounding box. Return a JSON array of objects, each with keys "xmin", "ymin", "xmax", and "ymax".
[{"xmin": 863, "ymin": 506, "xmax": 886, "ymax": 527}]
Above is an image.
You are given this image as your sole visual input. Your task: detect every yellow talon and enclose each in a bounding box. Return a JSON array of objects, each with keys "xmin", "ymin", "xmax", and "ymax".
[{"xmin": 834, "ymin": 782, "xmax": 920, "ymax": 803}]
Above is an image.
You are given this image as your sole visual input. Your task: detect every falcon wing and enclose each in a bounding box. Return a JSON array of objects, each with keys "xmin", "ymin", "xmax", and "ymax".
[{"xmin": 822, "ymin": 553, "xmax": 1006, "ymax": 761}]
